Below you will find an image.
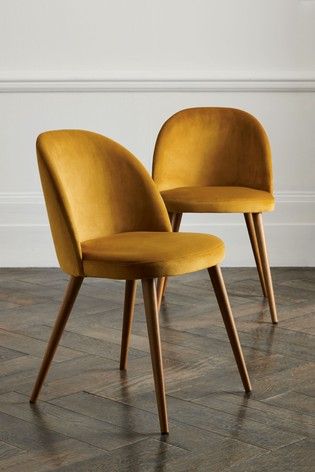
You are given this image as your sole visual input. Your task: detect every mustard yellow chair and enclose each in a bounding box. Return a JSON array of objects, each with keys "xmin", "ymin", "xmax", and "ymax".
[
  {"xmin": 30, "ymin": 129, "xmax": 251, "ymax": 434},
  {"xmin": 153, "ymin": 107, "xmax": 278, "ymax": 324}
]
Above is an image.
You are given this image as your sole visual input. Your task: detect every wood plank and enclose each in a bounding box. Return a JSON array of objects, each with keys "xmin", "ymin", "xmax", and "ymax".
[
  {"xmin": 192, "ymin": 392, "xmax": 315, "ymax": 437},
  {"xmin": 0, "ymin": 346, "xmax": 26, "ymax": 361},
  {"xmin": 0, "ymin": 392, "xmax": 145, "ymax": 452},
  {"xmin": 15, "ymin": 355, "xmax": 119, "ymax": 400},
  {"xmin": 13, "ymin": 325, "xmax": 147, "ymax": 362},
  {"xmin": 0, "ymin": 438, "xmax": 105, "ymax": 472},
  {"xmin": 0, "ymin": 441, "xmax": 24, "ymax": 462},
  {"xmin": 226, "ymin": 438, "xmax": 314, "ymax": 472},
  {"xmin": 0, "ymin": 329, "xmax": 83, "ymax": 363},
  {"xmin": 263, "ymin": 391, "xmax": 315, "ymax": 416},
  {"xmin": 0, "ymin": 411, "xmax": 65, "ymax": 450},
  {"xmin": 52, "ymin": 391, "xmax": 304, "ymax": 450},
  {"xmin": 51, "ymin": 438, "xmax": 187, "ymax": 472}
]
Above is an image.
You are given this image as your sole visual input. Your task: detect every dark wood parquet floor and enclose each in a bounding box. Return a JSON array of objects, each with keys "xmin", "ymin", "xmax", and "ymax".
[{"xmin": 0, "ymin": 267, "xmax": 314, "ymax": 471}]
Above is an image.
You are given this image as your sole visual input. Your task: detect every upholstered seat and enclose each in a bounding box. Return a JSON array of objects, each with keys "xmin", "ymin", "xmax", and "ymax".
[
  {"xmin": 161, "ymin": 186, "xmax": 275, "ymax": 213},
  {"xmin": 81, "ymin": 231, "xmax": 224, "ymax": 279}
]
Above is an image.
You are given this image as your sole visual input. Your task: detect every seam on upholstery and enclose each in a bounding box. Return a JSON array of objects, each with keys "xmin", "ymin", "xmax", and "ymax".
[{"xmin": 167, "ymin": 198, "xmax": 273, "ymax": 204}]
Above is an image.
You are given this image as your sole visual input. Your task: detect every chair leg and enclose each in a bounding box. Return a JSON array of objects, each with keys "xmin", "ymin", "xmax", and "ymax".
[
  {"xmin": 157, "ymin": 212, "xmax": 182, "ymax": 310},
  {"xmin": 30, "ymin": 276, "xmax": 83, "ymax": 403},
  {"xmin": 252, "ymin": 213, "xmax": 278, "ymax": 324},
  {"xmin": 120, "ymin": 280, "xmax": 137, "ymax": 370},
  {"xmin": 244, "ymin": 213, "xmax": 267, "ymax": 297},
  {"xmin": 141, "ymin": 278, "xmax": 169, "ymax": 434},
  {"xmin": 156, "ymin": 277, "xmax": 166, "ymax": 310},
  {"xmin": 208, "ymin": 266, "xmax": 252, "ymax": 393}
]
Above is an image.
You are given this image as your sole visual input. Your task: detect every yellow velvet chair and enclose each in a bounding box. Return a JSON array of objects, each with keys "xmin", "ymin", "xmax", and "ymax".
[
  {"xmin": 30, "ymin": 129, "xmax": 251, "ymax": 434},
  {"xmin": 153, "ymin": 107, "xmax": 278, "ymax": 324}
]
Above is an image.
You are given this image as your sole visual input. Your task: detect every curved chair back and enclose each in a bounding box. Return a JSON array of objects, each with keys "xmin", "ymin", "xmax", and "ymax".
[
  {"xmin": 37, "ymin": 130, "xmax": 171, "ymax": 275},
  {"xmin": 152, "ymin": 107, "xmax": 273, "ymax": 193}
]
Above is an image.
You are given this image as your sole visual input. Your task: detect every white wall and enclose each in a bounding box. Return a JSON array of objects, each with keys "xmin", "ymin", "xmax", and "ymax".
[{"xmin": 0, "ymin": 0, "xmax": 314, "ymax": 266}]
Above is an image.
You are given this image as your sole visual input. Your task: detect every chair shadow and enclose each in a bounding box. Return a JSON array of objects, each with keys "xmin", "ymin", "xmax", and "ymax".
[
  {"xmin": 117, "ymin": 370, "xmax": 168, "ymax": 472},
  {"xmin": 29, "ymin": 402, "xmax": 63, "ymax": 467}
]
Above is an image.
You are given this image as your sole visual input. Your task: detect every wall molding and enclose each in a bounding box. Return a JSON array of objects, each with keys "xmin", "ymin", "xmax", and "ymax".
[
  {"xmin": 0, "ymin": 73, "xmax": 315, "ymax": 93},
  {"xmin": 1, "ymin": 191, "xmax": 314, "ymax": 227},
  {"xmin": 1, "ymin": 189, "xmax": 315, "ymax": 201}
]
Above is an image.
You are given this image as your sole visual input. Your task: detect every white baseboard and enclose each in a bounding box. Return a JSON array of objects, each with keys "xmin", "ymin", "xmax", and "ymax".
[
  {"xmin": 1, "ymin": 191, "xmax": 314, "ymax": 267},
  {"xmin": 181, "ymin": 222, "xmax": 315, "ymax": 267}
]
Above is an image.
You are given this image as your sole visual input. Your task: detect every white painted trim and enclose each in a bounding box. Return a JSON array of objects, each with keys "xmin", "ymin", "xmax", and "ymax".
[
  {"xmin": 1, "ymin": 190, "xmax": 314, "ymax": 266},
  {"xmin": 0, "ymin": 192, "xmax": 43, "ymax": 204},
  {"xmin": 1, "ymin": 190, "xmax": 314, "ymax": 205},
  {"xmin": 1, "ymin": 191, "xmax": 314, "ymax": 228},
  {"xmin": 0, "ymin": 72, "xmax": 315, "ymax": 92},
  {"xmin": 274, "ymin": 191, "xmax": 315, "ymax": 203},
  {"xmin": 1, "ymin": 223, "xmax": 314, "ymax": 267},
  {"xmin": 183, "ymin": 222, "xmax": 315, "ymax": 227}
]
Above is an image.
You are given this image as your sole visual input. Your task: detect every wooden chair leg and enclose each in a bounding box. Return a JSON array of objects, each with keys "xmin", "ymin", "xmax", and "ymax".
[
  {"xmin": 208, "ymin": 266, "xmax": 252, "ymax": 393},
  {"xmin": 156, "ymin": 277, "xmax": 166, "ymax": 310},
  {"xmin": 142, "ymin": 278, "xmax": 169, "ymax": 434},
  {"xmin": 244, "ymin": 213, "xmax": 267, "ymax": 297},
  {"xmin": 120, "ymin": 280, "xmax": 137, "ymax": 370},
  {"xmin": 157, "ymin": 212, "xmax": 182, "ymax": 310},
  {"xmin": 30, "ymin": 276, "xmax": 83, "ymax": 403},
  {"xmin": 252, "ymin": 213, "xmax": 278, "ymax": 324}
]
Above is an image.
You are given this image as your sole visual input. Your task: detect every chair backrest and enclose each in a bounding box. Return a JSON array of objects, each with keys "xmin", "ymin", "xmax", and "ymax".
[
  {"xmin": 37, "ymin": 130, "xmax": 171, "ymax": 275},
  {"xmin": 152, "ymin": 107, "xmax": 273, "ymax": 193}
]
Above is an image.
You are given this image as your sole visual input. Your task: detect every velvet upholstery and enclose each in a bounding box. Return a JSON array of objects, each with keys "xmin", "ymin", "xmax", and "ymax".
[
  {"xmin": 81, "ymin": 232, "xmax": 224, "ymax": 279},
  {"xmin": 152, "ymin": 107, "xmax": 274, "ymax": 213},
  {"xmin": 161, "ymin": 186, "xmax": 275, "ymax": 213},
  {"xmin": 37, "ymin": 130, "xmax": 225, "ymax": 279}
]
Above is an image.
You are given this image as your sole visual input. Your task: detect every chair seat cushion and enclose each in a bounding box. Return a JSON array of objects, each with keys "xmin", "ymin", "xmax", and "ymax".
[
  {"xmin": 81, "ymin": 231, "xmax": 224, "ymax": 280},
  {"xmin": 161, "ymin": 186, "xmax": 275, "ymax": 213}
]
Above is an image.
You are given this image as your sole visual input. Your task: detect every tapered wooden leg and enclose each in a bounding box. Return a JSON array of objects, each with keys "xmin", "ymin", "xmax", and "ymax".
[
  {"xmin": 156, "ymin": 277, "xmax": 167, "ymax": 310},
  {"xmin": 30, "ymin": 276, "xmax": 83, "ymax": 403},
  {"xmin": 252, "ymin": 213, "xmax": 278, "ymax": 324},
  {"xmin": 244, "ymin": 213, "xmax": 267, "ymax": 297},
  {"xmin": 208, "ymin": 265, "xmax": 252, "ymax": 393},
  {"xmin": 120, "ymin": 280, "xmax": 137, "ymax": 370},
  {"xmin": 157, "ymin": 212, "xmax": 182, "ymax": 309},
  {"xmin": 142, "ymin": 278, "xmax": 169, "ymax": 434}
]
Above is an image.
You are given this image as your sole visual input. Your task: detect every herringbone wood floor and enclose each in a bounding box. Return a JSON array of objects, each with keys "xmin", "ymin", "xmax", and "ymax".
[{"xmin": 0, "ymin": 268, "xmax": 314, "ymax": 471}]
